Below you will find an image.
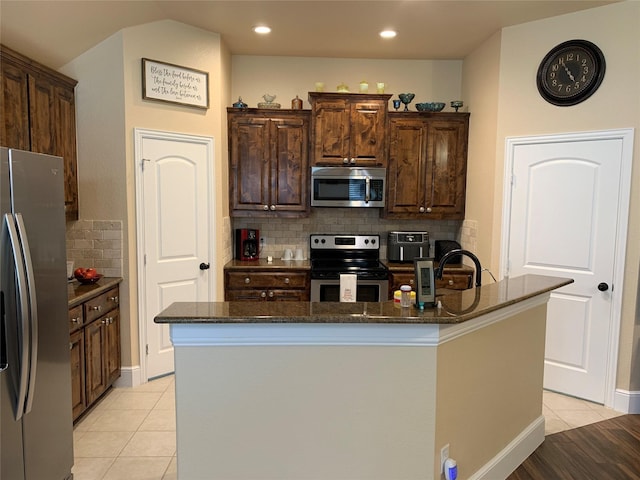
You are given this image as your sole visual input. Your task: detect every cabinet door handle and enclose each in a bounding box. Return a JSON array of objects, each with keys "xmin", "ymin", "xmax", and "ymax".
[
  {"xmin": 350, "ymin": 158, "xmax": 356, "ymax": 164},
  {"xmin": 263, "ymin": 205, "xmax": 269, "ymax": 211},
  {"xmin": 419, "ymin": 207, "xmax": 425, "ymax": 213},
  {"xmin": 426, "ymin": 207, "xmax": 432, "ymax": 213},
  {"xmin": 270, "ymin": 205, "xmax": 276, "ymax": 211},
  {"xmin": 343, "ymin": 158, "xmax": 349, "ymax": 164}
]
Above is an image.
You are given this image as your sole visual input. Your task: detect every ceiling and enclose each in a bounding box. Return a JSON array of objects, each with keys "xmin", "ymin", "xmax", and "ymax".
[{"xmin": 0, "ymin": 1, "xmax": 619, "ymax": 70}]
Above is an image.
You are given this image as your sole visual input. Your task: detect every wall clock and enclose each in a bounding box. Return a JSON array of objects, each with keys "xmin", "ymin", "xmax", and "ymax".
[{"xmin": 536, "ymin": 39, "xmax": 606, "ymax": 106}]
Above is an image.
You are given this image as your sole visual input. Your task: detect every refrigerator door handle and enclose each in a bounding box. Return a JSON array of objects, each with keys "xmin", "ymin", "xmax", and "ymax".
[
  {"xmin": 3, "ymin": 213, "xmax": 33, "ymax": 420},
  {"xmin": 14, "ymin": 213, "xmax": 38, "ymax": 415},
  {"xmin": 0, "ymin": 291, "xmax": 7, "ymax": 373}
]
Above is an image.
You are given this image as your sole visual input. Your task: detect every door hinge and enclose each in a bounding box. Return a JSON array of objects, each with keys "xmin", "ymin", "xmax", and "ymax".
[
  {"xmin": 141, "ymin": 158, "xmax": 151, "ymax": 171},
  {"xmin": 145, "ymin": 344, "xmax": 149, "ymax": 355}
]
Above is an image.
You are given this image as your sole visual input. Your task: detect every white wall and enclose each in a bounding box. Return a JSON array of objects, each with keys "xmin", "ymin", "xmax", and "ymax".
[
  {"xmin": 63, "ymin": 20, "xmax": 229, "ymax": 371},
  {"xmin": 464, "ymin": 1, "xmax": 640, "ymax": 391},
  {"xmin": 232, "ymin": 56, "xmax": 463, "ymax": 111}
]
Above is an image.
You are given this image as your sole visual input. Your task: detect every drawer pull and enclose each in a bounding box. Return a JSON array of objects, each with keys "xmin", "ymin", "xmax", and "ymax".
[
  {"xmin": 284, "ymin": 277, "xmax": 290, "ymax": 284},
  {"xmin": 448, "ymin": 279, "xmax": 454, "ymax": 285},
  {"xmin": 268, "ymin": 291, "xmax": 274, "ymax": 298},
  {"xmin": 244, "ymin": 277, "xmax": 251, "ymax": 284},
  {"xmin": 108, "ymin": 296, "xmax": 119, "ymax": 303},
  {"xmin": 91, "ymin": 305, "xmax": 102, "ymax": 312},
  {"xmin": 260, "ymin": 291, "xmax": 267, "ymax": 298},
  {"xmin": 71, "ymin": 317, "xmax": 81, "ymax": 323}
]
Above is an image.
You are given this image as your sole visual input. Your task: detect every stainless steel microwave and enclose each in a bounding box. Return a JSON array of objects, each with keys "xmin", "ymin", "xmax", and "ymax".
[{"xmin": 311, "ymin": 167, "xmax": 386, "ymax": 208}]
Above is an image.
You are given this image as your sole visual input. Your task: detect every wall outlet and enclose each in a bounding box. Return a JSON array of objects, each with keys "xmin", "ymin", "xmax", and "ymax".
[{"xmin": 440, "ymin": 444, "xmax": 450, "ymax": 474}]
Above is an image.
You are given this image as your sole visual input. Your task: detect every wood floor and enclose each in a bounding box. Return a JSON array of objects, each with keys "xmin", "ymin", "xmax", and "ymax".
[{"xmin": 508, "ymin": 414, "xmax": 640, "ymax": 480}]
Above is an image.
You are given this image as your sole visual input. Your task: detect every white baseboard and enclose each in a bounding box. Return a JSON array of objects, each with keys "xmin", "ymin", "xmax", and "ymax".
[
  {"xmin": 113, "ymin": 365, "xmax": 142, "ymax": 388},
  {"xmin": 469, "ymin": 416, "xmax": 545, "ymax": 480},
  {"xmin": 613, "ymin": 389, "xmax": 640, "ymax": 414}
]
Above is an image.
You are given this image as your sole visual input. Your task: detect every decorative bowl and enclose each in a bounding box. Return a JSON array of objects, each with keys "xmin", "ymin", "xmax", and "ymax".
[
  {"xmin": 76, "ymin": 273, "xmax": 103, "ymax": 285},
  {"xmin": 398, "ymin": 93, "xmax": 415, "ymax": 103},
  {"xmin": 416, "ymin": 102, "xmax": 445, "ymax": 112}
]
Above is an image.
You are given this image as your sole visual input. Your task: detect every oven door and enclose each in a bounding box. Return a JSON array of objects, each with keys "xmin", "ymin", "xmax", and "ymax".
[{"xmin": 310, "ymin": 279, "xmax": 389, "ymax": 302}]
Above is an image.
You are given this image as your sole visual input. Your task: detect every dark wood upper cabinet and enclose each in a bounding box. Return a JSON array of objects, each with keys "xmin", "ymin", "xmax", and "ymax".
[
  {"xmin": 384, "ymin": 112, "xmax": 469, "ymax": 220},
  {"xmin": 1, "ymin": 45, "xmax": 79, "ymax": 220},
  {"xmin": 228, "ymin": 108, "xmax": 310, "ymax": 217},
  {"xmin": 309, "ymin": 92, "xmax": 391, "ymax": 167}
]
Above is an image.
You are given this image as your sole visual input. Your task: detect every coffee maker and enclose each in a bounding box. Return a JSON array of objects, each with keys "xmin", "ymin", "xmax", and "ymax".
[{"xmin": 235, "ymin": 228, "xmax": 259, "ymax": 261}]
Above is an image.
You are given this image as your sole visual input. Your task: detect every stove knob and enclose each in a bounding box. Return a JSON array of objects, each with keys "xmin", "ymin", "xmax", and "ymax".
[
  {"xmin": 314, "ymin": 238, "xmax": 319, "ymax": 244},
  {"xmin": 371, "ymin": 238, "xmax": 376, "ymax": 244},
  {"xmin": 321, "ymin": 238, "xmax": 326, "ymax": 244},
  {"xmin": 364, "ymin": 239, "xmax": 369, "ymax": 244}
]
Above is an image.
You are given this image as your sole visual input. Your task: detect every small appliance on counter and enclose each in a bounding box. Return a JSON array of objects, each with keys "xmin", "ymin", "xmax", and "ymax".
[
  {"xmin": 387, "ymin": 231, "xmax": 429, "ymax": 262},
  {"xmin": 435, "ymin": 240, "xmax": 462, "ymax": 265},
  {"xmin": 235, "ymin": 228, "xmax": 259, "ymax": 261}
]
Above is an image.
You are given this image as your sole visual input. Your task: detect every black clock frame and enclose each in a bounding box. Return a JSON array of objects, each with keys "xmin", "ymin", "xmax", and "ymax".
[{"xmin": 536, "ymin": 39, "xmax": 606, "ymax": 107}]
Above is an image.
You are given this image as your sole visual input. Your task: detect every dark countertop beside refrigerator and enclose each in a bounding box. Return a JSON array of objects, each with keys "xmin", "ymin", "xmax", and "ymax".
[{"xmin": 68, "ymin": 277, "xmax": 123, "ymax": 307}]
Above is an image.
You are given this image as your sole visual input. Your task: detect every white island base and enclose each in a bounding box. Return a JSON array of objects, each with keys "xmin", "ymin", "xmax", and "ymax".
[{"xmin": 164, "ymin": 284, "xmax": 560, "ymax": 480}]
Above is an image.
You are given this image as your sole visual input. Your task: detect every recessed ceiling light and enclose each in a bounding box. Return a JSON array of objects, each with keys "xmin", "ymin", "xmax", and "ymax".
[
  {"xmin": 253, "ymin": 25, "xmax": 271, "ymax": 34},
  {"xmin": 379, "ymin": 30, "xmax": 397, "ymax": 39}
]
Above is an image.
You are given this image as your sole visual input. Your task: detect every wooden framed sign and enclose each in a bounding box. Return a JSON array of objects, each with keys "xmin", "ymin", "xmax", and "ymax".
[{"xmin": 142, "ymin": 58, "xmax": 209, "ymax": 109}]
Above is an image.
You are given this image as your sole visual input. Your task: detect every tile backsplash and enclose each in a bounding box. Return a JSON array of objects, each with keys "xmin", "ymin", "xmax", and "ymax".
[
  {"xmin": 233, "ymin": 208, "xmax": 462, "ymax": 260},
  {"xmin": 66, "ymin": 220, "xmax": 123, "ymax": 277}
]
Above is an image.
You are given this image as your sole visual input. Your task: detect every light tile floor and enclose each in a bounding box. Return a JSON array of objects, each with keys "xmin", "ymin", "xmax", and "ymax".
[{"xmin": 72, "ymin": 375, "xmax": 625, "ymax": 480}]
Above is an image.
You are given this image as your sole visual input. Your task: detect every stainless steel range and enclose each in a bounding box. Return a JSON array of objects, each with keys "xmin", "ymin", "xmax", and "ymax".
[{"xmin": 310, "ymin": 234, "xmax": 389, "ymax": 302}]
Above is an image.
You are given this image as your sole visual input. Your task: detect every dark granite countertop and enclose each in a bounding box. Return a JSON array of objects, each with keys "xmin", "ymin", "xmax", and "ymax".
[
  {"xmin": 155, "ymin": 274, "xmax": 573, "ymax": 325},
  {"xmin": 224, "ymin": 259, "xmax": 472, "ymax": 274},
  {"xmin": 224, "ymin": 259, "xmax": 311, "ymax": 270},
  {"xmin": 68, "ymin": 277, "xmax": 123, "ymax": 308}
]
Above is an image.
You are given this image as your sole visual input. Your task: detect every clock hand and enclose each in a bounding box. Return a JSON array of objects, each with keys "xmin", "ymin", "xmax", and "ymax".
[{"xmin": 560, "ymin": 59, "xmax": 575, "ymax": 82}]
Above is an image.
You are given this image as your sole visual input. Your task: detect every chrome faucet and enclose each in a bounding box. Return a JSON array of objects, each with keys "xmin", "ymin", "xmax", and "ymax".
[{"xmin": 435, "ymin": 249, "xmax": 482, "ymax": 287}]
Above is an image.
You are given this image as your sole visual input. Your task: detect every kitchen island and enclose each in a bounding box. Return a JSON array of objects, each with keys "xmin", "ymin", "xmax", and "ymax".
[{"xmin": 155, "ymin": 274, "xmax": 572, "ymax": 480}]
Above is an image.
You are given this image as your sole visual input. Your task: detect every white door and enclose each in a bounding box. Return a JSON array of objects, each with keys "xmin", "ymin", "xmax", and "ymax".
[
  {"xmin": 135, "ymin": 129, "xmax": 215, "ymax": 380},
  {"xmin": 504, "ymin": 130, "xmax": 632, "ymax": 404}
]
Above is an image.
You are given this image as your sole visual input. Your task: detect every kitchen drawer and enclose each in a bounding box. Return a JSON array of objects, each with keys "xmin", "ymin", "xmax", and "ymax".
[
  {"xmin": 83, "ymin": 287, "xmax": 120, "ymax": 323},
  {"xmin": 226, "ymin": 289, "xmax": 309, "ymax": 301},
  {"xmin": 68, "ymin": 304, "xmax": 84, "ymax": 333},
  {"xmin": 389, "ymin": 271, "xmax": 472, "ymax": 297},
  {"xmin": 226, "ymin": 272, "xmax": 308, "ymax": 289},
  {"xmin": 438, "ymin": 274, "xmax": 472, "ymax": 290}
]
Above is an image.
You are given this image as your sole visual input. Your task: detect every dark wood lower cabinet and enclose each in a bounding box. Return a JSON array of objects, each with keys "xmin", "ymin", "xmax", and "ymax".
[
  {"xmin": 69, "ymin": 284, "xmax": 121, "ymax": 421},
  {"xmin": 224, "ymin": 268, "xmax": 310, "ymax": 301},
  {"xmin": 69, "ymin": 329, "xmax": 86, "ymax": 420},
  {"xmin": 388, "ymin": 265, "xmax": 474, "ymax": 298}
]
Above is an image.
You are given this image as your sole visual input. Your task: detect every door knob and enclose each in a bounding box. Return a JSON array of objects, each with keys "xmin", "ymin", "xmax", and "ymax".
[
  {"xmin": 597, "ymin": 282, "xmax": 609, "ymax": 292},
  {"xmin": 199, "ymin": 262, "xmax": 210, "ymax": 270}
]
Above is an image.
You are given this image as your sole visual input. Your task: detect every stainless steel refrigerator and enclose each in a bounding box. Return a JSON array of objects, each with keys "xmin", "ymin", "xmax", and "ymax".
[{"xmin": 0, "ymin": 148, "xmax": 73, "ymax": 479}]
